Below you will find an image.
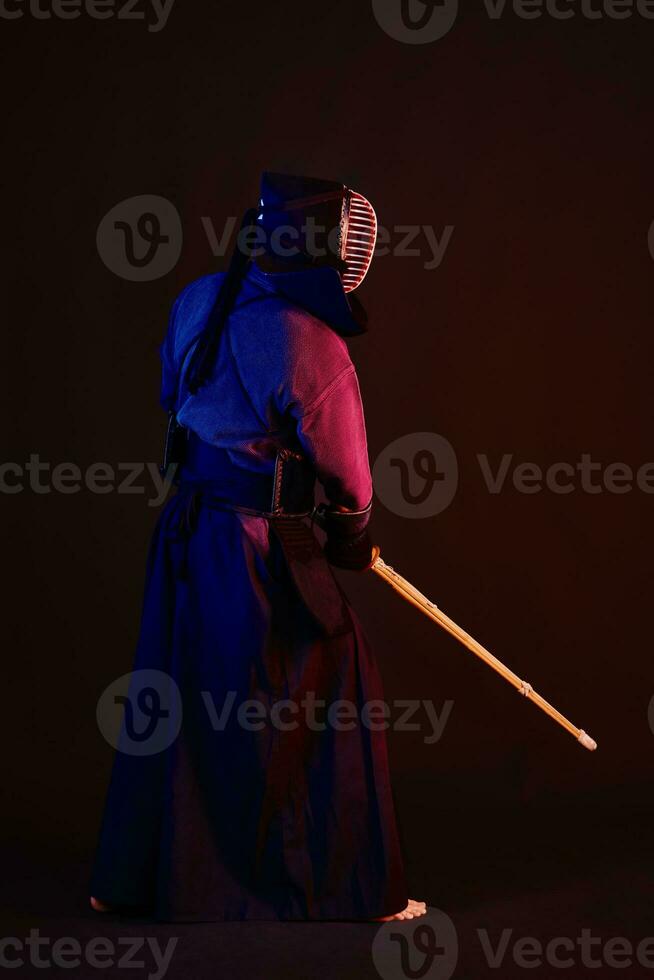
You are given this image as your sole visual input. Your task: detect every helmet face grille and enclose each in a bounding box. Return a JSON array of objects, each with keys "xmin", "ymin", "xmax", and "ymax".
[{"xmin": 341, "ymin": 192, "xmax": 377, "ymax": 293}]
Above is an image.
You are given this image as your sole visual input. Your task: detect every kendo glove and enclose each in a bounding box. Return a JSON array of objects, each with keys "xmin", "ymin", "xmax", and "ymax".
[{"xmin": 315, "ymin": 503, "xmax": 377, "ymax": 572}]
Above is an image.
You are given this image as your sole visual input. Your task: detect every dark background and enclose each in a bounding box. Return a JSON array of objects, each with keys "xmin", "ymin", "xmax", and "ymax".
[{"xmin": 2, "ymin": 1, "xmax": 653, "ymax": 977}]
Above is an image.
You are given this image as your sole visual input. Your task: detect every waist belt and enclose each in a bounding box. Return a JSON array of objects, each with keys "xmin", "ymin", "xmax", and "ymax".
[
  {"xmin": 178, "ymin": 433, "xmax": 316, "ymax": 517},
  {"xmin": 173, "ymin": 433, "xmax": 351, "ymax": 637}
]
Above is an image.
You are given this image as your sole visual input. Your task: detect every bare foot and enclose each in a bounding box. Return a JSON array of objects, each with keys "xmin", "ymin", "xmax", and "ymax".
[
  {"xmin": 376, "ymin": 899, "xmax": 427, "ymax": 922},
  {"xmin": 90, "ymin": 896, "xmax": 114, "ymax": 913}
]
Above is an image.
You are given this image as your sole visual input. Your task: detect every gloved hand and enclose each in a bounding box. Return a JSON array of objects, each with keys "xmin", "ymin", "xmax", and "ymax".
[{"xmin": 316, "ymin": 503, "xmax": 377, "ymax": 572}]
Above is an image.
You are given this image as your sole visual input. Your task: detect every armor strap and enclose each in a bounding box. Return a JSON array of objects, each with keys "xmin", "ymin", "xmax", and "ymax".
[{"xmin": 269, "ymin": 517, "xmax": 353, "ymax": 637}]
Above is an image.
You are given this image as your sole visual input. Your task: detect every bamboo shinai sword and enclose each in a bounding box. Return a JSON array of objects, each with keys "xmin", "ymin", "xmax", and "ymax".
[{"xmin": 368, "ymin": 547, "xmax": 597, "ymax": 752}]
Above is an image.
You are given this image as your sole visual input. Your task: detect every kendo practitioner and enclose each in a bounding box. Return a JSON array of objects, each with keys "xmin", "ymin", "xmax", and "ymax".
[{"xmin": 90, "ymin": 172, "xmax": 426, "ymax": 923}]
